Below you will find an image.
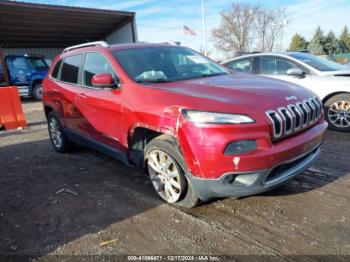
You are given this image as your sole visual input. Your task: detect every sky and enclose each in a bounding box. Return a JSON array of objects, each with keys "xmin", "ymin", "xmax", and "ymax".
[{"xmin": 17, "ymin": 0, "xmax": 350, "ymax": 60}]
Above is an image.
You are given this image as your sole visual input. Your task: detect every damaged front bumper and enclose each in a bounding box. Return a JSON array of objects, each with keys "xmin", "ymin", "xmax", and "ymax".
[{"xmin": 187, "ymin": 144, "xmax": 321, "ymax": 201}]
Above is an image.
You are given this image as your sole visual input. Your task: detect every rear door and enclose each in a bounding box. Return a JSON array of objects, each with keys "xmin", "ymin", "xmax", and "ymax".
[
  {"xmin": 224, "ymin": 57, "xmax": 255, "ymax": 74},
  {"xmin": 74, "ymin": 52, "xmax": 126, "ymax": 153},
  {"xmin": 51, "ymin": 54, "xmax": 84, "ymax": 131}
]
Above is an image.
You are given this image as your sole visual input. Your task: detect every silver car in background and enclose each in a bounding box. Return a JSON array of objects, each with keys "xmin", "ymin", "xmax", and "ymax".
[{"xmin": 222, "ymin": 52, "xmax": 350, "ymax": 132}]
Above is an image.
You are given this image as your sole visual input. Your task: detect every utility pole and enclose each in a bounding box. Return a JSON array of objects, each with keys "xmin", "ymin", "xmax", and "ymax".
[
  {"xmin": 280, "ymin": 19, "xmax": 288, "ymax": 51},
  {"xmin": 201, "ymin": 0, "xmax": 208, "ymax": 56}
]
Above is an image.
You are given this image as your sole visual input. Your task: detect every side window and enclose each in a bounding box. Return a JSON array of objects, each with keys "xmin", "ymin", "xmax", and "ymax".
[
  {"xmin": 226, "ymin": 58, "xmax": 253, "ymax": 73},
  {"xmin": 83, "ymin": 53, "xmax": 117, "ymax": 87},
  {"xmin": 259, "ymin": 57, "xmax": 299, "ymax": 75},
  {"xmin": 60, "ymin": 54, "xmax": 82, "ymax": 84},
  {"xmin": 12, "ymin": 58, "xmax": 29, "ymax": 70},
  {"xmin": 51, "ymin": 59, "xmax": 62, "ymax": 79}
]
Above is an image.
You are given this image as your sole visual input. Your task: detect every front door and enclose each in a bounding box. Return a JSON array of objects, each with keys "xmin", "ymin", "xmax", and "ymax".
[
  {"xmin": 257, "ymin": 56, "xmax": 317, "ymax": 87},
  {"xmin": 74, "ymin": 52, "xmax": 126, "ymax": 153}
]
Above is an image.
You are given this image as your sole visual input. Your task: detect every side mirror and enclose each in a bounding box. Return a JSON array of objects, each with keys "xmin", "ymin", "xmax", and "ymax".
[
  {"xmin": 287, "ymin": 68, "xmax": 305, "ymax": 78},
  {"xmin": 92, "ymin": 73, "xmax": 119, "ymax": 88}
]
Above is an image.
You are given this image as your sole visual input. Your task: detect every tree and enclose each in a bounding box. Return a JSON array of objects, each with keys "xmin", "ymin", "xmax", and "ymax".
[
  {"xmin": 289, "ymin": 33, "xmax": 307, "ymax": 51},
  {"xmin": 324, "ymin": 31, "xmax": 342, "ymax": 54},
  {"xmin": 340, "ymin": 25, "xmax": 350, "ymax": 52},
  {"xmin": 308, "ymin": 26, "xmax": 326, "ymax": 55},
  {"xmin": 212, "ymin": 3, "xmax": 287, "ymax": 56},
  {"xmin": 212, "ymin": 3, "xmax": 259, "ymax": 56},
  {"xmin": 324, "ymin": 31, "xmax": 336, "ymax": 54},
  {"xmin": 255, "ymin": 7, "xmax": 286, "ymax": 52}
]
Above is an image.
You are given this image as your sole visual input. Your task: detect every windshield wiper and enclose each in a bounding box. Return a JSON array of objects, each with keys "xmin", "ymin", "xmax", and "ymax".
[
  {"xmin": 197, "ymin": 72, "xmax": 227, "ymax": 78},
  {"xmin": 136, "ymin": 79, "xmax": 170, "ymax": 83}
]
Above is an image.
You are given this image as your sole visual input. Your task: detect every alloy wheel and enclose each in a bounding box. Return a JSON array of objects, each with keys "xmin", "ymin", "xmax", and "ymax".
[
  {"xmin": 328, "ymin": 100, "xmax": 350, "ymax": 128},
  {"xmin": 49, "ymin": 118, "xmax": 63, "ymax": 148},
  {"xmin": 147, "ymin": 150, "xmax": 183, "ymax": 203}
]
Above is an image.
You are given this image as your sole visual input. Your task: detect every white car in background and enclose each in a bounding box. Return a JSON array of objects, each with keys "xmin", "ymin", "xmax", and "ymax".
[{"xmin": 222, "ymin": 52, "xmax": 350, "ymax": 132}]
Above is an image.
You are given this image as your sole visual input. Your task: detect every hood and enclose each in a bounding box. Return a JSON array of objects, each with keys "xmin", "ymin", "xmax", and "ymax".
[
  {"xmin": 151, "ymin": 73, "xmax": 317, "ymax": 115},
  {"xmin": 319, "ymin": 69, "xmax": 350, "ymax": 76}
]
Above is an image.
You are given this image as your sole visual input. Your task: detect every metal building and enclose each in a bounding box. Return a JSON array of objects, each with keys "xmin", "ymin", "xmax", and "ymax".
[{"xmin": 0, "ymin": 0, "xmax": 137, "ymax": 85}]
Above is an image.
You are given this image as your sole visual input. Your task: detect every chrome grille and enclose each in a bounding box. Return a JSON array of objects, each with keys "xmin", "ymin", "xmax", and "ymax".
[
  {"xmin": 305, "ymin": 99, "xmax": 316, "ymax": 124},
  {"xmin": 296, "ymin": 102, "xmax": 308, "ymax": 127},
  {"xmin": 266, "ymin": 97, "xmax": 322, "ymax": 141},
  {"xmin": 278, "ymin": 107, "xmax": 293, "ymax": 135},
  {"xmin": 287, "ymin": 104, "xmax": 302, "ymax": 131}
]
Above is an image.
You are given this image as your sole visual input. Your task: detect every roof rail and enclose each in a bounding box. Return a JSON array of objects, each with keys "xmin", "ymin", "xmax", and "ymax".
[{"xmin": 63, "ymin": 41, "xmax": 109, "ymax": 52}]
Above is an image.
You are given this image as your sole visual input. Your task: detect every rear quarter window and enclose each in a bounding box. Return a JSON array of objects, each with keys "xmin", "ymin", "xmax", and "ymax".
[
  {"xmin": 60, "ymin": 54, "xmax": 82, "ymax": 84},
  {"xmin": 51, "ymin": 60, "xmax": 62, "ymax": 79}
]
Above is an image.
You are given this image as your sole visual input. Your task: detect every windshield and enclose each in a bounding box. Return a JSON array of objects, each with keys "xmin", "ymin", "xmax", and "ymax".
[
  {"xmin": 289, "ymin": 53, "xmax": 346, "ymax": 71},
  {"xmin": 112, "ymin": 46, "xmax": 227, "ymax": 83},
  {"xmin": 27, "ymin": 57, "xmax": 49, "ymax": 70}
]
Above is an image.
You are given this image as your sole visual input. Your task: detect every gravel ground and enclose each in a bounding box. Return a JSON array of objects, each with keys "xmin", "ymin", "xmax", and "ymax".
[{"xmin": 0, "ymin": 100, "xmax": 349, "ymax": 260}]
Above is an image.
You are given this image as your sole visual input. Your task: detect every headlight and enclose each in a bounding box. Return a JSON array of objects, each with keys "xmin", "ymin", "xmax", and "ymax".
[{"xmin": 182, "ymin": 110, "xmax": 255, "ymax": 124}]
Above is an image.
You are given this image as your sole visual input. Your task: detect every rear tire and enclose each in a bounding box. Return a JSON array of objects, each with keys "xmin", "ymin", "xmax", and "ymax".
[
  {"xmin": 324, "ymin": 94, "xmax": 350, "ymax": 132},
  {"xmin": 47, "ymin": 111, "xmax": 75, "ymax": 153},
  {"xmin": 33, "ymin": 84, "xmax": 43, "ymax": 101},
  {"xmin": 144, "ymin": 135, "xmax": 199, "ymax": 208}
]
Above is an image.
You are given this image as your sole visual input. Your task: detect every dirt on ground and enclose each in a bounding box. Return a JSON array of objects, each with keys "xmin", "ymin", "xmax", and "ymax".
[{"xmin": 0, "ymin": 100, "xmax": 349, "ymax": 259}]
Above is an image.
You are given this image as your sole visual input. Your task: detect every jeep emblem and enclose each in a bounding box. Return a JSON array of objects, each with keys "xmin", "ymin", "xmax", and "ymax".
[{"xmin": 285, "ymin": 96, "xmax": 297, "ymax": 101}]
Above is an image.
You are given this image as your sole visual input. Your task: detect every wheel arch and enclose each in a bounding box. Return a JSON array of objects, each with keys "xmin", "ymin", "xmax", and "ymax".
[
  {"xmin": 31, "ymin": 78, "xmax": 42, "ymax": 87},
  {"xmin": 128, "ymin": 126, "xmax": 178, "ymax": 168},
  {"xmin": 30, "ymin": 78, "xmax": 43, "ymax": 92},
  {"xmin": 44, "ymin": 103, "xmax": 54, "ymax": 119},
  {"xmin": 322, "ymin": 91, "xmax": 350, "ymax": 104}
]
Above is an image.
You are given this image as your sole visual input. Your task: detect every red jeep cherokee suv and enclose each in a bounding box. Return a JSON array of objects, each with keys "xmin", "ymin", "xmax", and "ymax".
[{"xmin": 43, "ymin": 41, "xmax": 327, "ymax": 208}]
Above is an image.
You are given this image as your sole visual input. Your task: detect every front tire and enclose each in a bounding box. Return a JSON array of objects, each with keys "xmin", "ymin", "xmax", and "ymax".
[
  {"xmin": 33, "ymin": 84, "xmax": 43, "ymax": 101},
  {"xmin": 145, "ymin": 135, "xmax": 199, "ymax": 208},
  {"xmin": 324, "ymin": 94, "xmax": 350, "ymax": 132},
  {"xmin": 47, "ymin": 111, "xmax": 75, "ymax": 153}
]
